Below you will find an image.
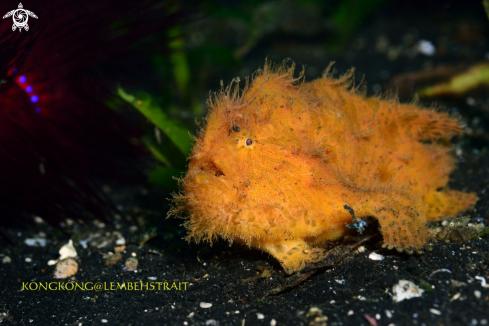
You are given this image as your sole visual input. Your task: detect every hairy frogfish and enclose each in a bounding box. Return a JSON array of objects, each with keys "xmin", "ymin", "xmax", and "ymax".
[{"xmin": 170, "ymin": 61, "xmax": 478, "ymax": 274}]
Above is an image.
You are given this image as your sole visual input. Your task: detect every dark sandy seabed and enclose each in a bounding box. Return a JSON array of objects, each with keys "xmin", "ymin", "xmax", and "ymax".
[{"xmin": 2, "ymin": 1, "xmax": 489, "ymax": 325}]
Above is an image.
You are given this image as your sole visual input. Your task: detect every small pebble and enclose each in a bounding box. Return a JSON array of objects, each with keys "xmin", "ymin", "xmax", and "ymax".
[
  {"xmin": 376, "ymin": 313, "xmax": 381, "ymax": 320},
  {"xmin": 450, "ymin": 293, "xmax": 461, "ymax": 301},
  {"xmin": 257, "ymin": 313, "xmax": 264, "ymax": 319},
  {"xmin": 357, "ymin": 246, "xmax": 366, "ymax": 253},
  {"xmin": 416, "ymin": 40, "xmax": 436, "ymax": 56},
  {"xmin": 270, "ymin": 319, "xmax": 276, "ymax": 326},
  {"xmin": 188, "ymin": 312, "xmax": 194, "ymax": 318},
  {"xmin": 2, "ymin": 256, "xmax": 11, "ymax": 264},
  {"xmin": 306, "ymin": 307, "xmax": 322, "ymax": 317},
  {"xmin": 104, "ymin": 253, "xmax": 122, "ymax": 266},
  {"xmin": 429, "ymin": 308, "xmax": 441, "ymax": 315},
  {"xmin": 54, "ymin": 258, "xmax": 78, "ymax": 279},
  {"xmin": 101, "ymin": 319, "xmax": 108, "ymax": 323},
  {"xmin": 474, "ymin": 290, "xmax": 481, "ymax": 299},
  {"xmin": 34, "ymin": 216, "xmax": 44, "ymax": 224},
  {"xmin": 364, "ymin": 314, "xmax": 377, "ymax": 326},
  {"xmin": 235, "ymin": 310, "xmax": 240, "ymax": 314},
  {"xmin": 205, "ymin": 319, "xmax": 217, "ymax": 325},
  {"xmin": 347, "ymin": 310, "xmax": 354, "ymax": 316},
  {"xmin": 200, "ymin": 302, "xmax": 212, "ymax": 308},
  {"xmin": 125, "ymin": 257, "xmax": 138, "ymax": 271},
  {"xmin": 385, "ymin": 310, "xmax": 392, "ymax": 318},
  {"xmin": 131, "ymin": 252, "xmax": 137, "ymax": 257},
  {"xmin": 25, "ymin": 257, "xmax": 32, "ymax": 263}
]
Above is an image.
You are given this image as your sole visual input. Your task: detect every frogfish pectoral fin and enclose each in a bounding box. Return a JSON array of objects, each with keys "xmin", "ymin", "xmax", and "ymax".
[
  {"xmin": 425, "ymin": 190, "xmax": 478, "ymax": 221},
  {"xmin": 262, "ymin": 240, "xmax": 327, "ymax": 275},
  {"xmin": 375, "ymin": 204, "xmax": 428, "ymax": 252}
]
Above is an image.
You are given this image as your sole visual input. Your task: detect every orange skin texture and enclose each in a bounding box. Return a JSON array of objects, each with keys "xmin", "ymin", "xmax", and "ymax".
[{"xmin": 170, "ymin": 62, "xmax": 478, "ymax": 274}]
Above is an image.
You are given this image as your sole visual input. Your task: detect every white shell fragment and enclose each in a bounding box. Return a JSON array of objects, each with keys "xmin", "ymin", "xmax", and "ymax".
[
  {"xmin": 115, "ymin": 233, "xmax": 126, "ymax": 246},
  {"xmin": 392, "ymin": 280, "xmax": 424, "ymax": 302},
  {"xmin": 25, "ymin": 238, "xmax": 47, "ymax": 247},
  {"xmin": 54, "ymin": 258, "xmax": 78, "ymax": 279},
  {"xmin": 369, "ymin": 252, "xmax": 384, "ymax": 261},
  {"xmin": 416, "ymin": 40, "xmax": 436, "ymax": 56},
  {"xmin": 59, "ymin": 240, "xmax": 77, "ymax": 260},
  {"xmin": 78, "ymin": 237, "xmax": 92, "ymax": 249},
  {"xmin": 200, "ymin": 302, "xmax": 212, "ymax": 308},
  {"xmin": 429, "ymin": 308, "xmax": 441, "ymax": 315},
  {"xmin": 475, "ymin": 276, "xmax": 488, "ymax": 288}
]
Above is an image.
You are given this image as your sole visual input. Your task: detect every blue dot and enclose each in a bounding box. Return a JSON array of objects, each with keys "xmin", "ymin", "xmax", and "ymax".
[
  {"xmin": 30, "ymin": 95, "xmax": 39, "ymax": 103},
  {"xmin": 13, "ymin": 68, "xmax": 17, "ymax": 73},
  {"xmin": 26, "ymin": 86, "xmax": 33, "ymax": 93},
  {"xmin": 19, "ymin": 76, "xmax": 26, "ymax": 83},
  {"xmin": 35, "ymin": 108, "xmax": 41, "ymax": 114}
]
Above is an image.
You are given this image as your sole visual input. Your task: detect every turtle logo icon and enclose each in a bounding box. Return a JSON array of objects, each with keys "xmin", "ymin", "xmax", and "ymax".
[{"xmin": 2, "ymin": 3, "xmax": 38, "ymax": 32}]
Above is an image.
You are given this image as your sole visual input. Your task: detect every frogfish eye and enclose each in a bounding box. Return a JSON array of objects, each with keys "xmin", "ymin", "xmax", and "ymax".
[
  {"xmin": 246, "ymin": 138, "xmax": 252, "ymax": 146},
  {"xmin": 232, "ymin": 125, "xmax": 240, "ymax": 132}
]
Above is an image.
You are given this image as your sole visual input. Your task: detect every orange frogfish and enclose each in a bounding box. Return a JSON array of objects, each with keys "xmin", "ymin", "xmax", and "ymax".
[{"xmin": 170, "ymin": 61, "xmax": 477, "ymax": 274}]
